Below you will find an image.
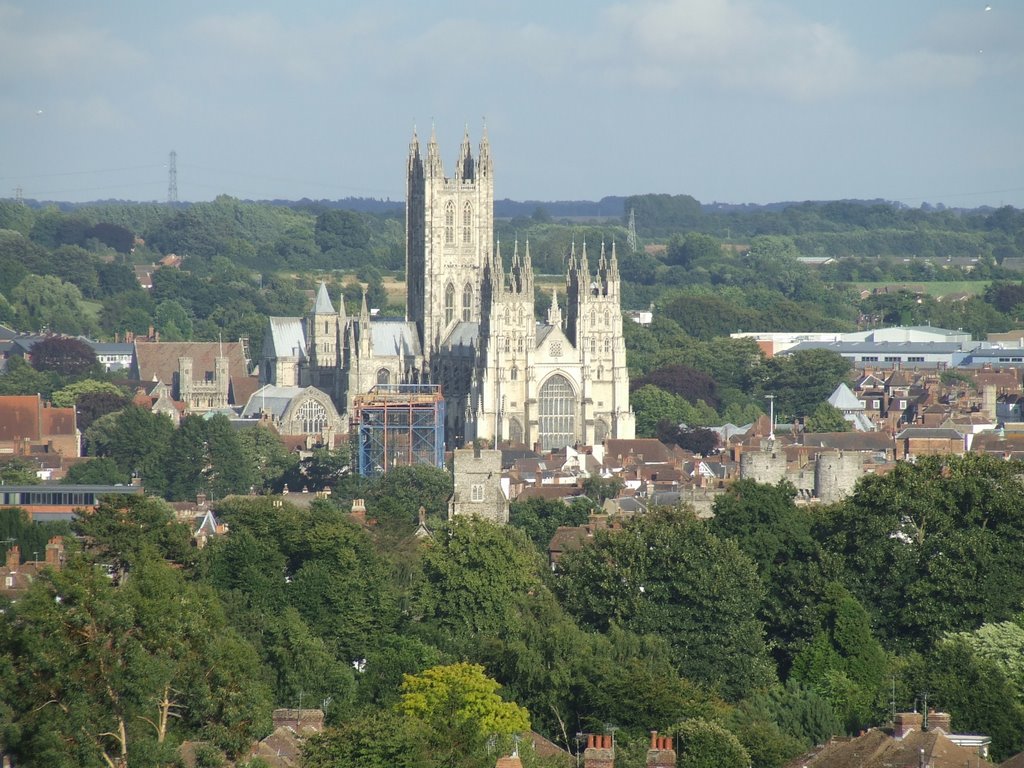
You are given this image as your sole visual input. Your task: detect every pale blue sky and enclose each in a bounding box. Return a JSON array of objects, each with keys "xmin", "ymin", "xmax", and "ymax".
[{"xmin": 1, "ymin": 1, "xmax": 1021, "ymax": 207}]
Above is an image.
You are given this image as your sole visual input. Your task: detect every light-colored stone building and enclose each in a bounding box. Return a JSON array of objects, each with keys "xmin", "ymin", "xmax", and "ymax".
[
  {"xmin": 448, "ymin": 445, "xmax": 508, "ymax": 524},
  {"xmin": 259, "ymin": 126, "xmax": 635, "ymax": 450}
]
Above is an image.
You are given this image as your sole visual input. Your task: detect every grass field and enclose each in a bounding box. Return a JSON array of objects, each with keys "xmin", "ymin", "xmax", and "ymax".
[{"xmin": 853, "ymin": 280, "xmax": 991, "ymax": 298}]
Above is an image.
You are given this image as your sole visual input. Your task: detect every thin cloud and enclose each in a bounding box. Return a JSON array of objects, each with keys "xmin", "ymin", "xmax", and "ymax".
[{"xmin": 595, "ymin": 0, "xmax": 861, "ymax": 100}]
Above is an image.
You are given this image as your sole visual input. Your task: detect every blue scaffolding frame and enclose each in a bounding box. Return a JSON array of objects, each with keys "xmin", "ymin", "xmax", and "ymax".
[{"xmin": 354, "ymin": 384, "xmax": 446, "ymax": 477}]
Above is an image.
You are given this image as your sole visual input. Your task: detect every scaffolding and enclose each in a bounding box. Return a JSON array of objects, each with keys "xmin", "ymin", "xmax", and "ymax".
[{"xmin": 354, "ymin": 383, "xmax": 445, "ymax": 477}]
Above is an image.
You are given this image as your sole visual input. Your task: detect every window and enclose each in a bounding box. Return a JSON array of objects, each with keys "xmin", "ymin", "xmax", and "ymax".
[
  {"xmin": 444, "ymin": 202, "xmax": 455, "ymax": 244},
  {"xmin": 861, "ymin": 356, "xmax": 878, "ymax": 362},
  {"xmin": 508, "ymin": 417, "xmax": 524, "ymax": 444},
  {"xmin": 462, "ymin": 283, "xmax": 472, "ymax": 321},
  {"xmin": 550, "ymin": 342, "xmax": 562, "ymax": 357},
  {"xmin": 604, "ymin": 338, "xmax": 611, "ymax": 354},
  {"xmin": 594, "ymin": 419, "xmax": 609, "ymax": 444},
  {"xmin": 445, "ymin": 283, "xmax": 455, "ymax": 325},
  {"xmin": 471, "ymin": 483, "xmax": 484, "ymax": 502},
  {"xmin": 377, "ymin": 368, "xmax": 391, "ymax": 386},
  {"xmin": 907, "ymin": 356, "xmax": 924, "ymax": 363},
  {"xmin": 538, "ymin": 374, "xmax": 576, "ymax": 451},
  {"xmin": 510, "ymin": 366, "xmax": 519, "ymax": 380},
  {"xmin": 504, "ymin": 337, "xmax": 511, "ymax": 352},
  {"xmin": 872, "ymin": 399, "xmax": 881, "ymax": 409},
  {"xmin": 884, "ymin": 356, "xmax": 901, "ymax": 362},
  {"xmin": 297, "ymin": 398, "xmax": 328, "ymax": 434},
  {"xmin": 462, "ymin": 202, "xmax": 473, "ymax": 243}
]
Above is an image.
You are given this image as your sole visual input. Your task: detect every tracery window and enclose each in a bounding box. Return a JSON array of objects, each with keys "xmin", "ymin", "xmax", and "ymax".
[
  {"xmin": 462, "ymin": 283, "xmax": 472, "ymax": 321},
  {"xmin": 445, "ymin": 283, "xmax": 455, "ymax": 325},
  {"xmin": 445, "ymin": 201, "xmax": 455, "ymax": 244},
  {"xmin": 377, "ymin": 368, "xmax": 391, "ymax": 386},
  {"xmin": 508, "ymin": 417, "xmax": 524, "ymax": 444},
  {"xmin": 538, "ymin": 374, "xmax": 575, "ymax": 451},
  {"xmin": 297, "ymin": 398, "xmax": 328, "ymax": 434},
  {"xmin": 463, "ymin": 201, "xmax": 473, "ymax": 243}
]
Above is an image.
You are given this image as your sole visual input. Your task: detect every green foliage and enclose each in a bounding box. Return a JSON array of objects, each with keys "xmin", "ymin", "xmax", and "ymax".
[
  {"xmin": 709, "ymin": 480, "xmax": 834, "ymax": 673},
  {"xmin": 303, "ymin": 708, "xmax": 430, "ymax": 768},
  {"xmin": 0, "ymin": 355, "xmax": 58, "ymax": 398},
  {"xmin": 557, "ymin": 509, "xmax": 775, "ymax": 699},
  {"xmin": 818, "ymin": 454, "xmax": 1024, "ymax": 650},
  {"xmin": 0, "ymin": 456, "xmax": 41, "ymax": 485},
  {"xmin": 61, "ymin": 457, "xmax": 130, "ymax": 485},
  {"xmin": 761, "ymin": 349, "xmax": 852, "ymax": 420},
  {"xmin": 85, "ymin": 405, "xmax": 175, "ymax": 495},
  {"xmin": 0, "ymin": 507, "xmax": 72, "ymax": 566},
  {"xmin": 804, "ymin": 402, "xmax": 850, "ymax": 433},
  {"xmin": 790, "ymin": 584, "xmax": 890, "ymax": 733},
  {"xmin": 416, "ymin": 517, "xmax": 542, "ymax": 643},
  {"xmin": 9, "ymin": 274, "xmax": 97, "ymax": 335},
  {"xmin": 509, "ymin": 497, "xmax": 592, "ymax": 550},
  {"xmin": 49, "ymin": 378, "xmax": 125, "ymax": 408},
  {"xmin": 399, "ymin": 662, "xmax": 531, "ymax": 767},
  {"xmin": 674, "ymin": 718, "xmax": 749, "ymax": 768}
]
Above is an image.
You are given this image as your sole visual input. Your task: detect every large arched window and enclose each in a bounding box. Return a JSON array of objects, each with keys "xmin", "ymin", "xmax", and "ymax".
[
  {"xmin": 444, "ymin": 201, "xmax": 455, "ymax": 244},
  {"xmin": 462, "ymin": 201, "xmax": 473, "ymax": 243},
  {"xmin": 538, "ymin": 374, "xmax": 576, "ymax": 451},
  {"xmin": 508, "ymin": 417, "xmax": 524, "ymax": 445},
  {"xmin": 297, "ymin": 398, "xmax": 328, "ymax": 434},
  {"xmin": 376, "ymin": 368, "xmax": 391, "ymax": 386},
  {"xmin": 594, "ymin": 419, "xmax": 609, "ymax": 445},
  {"xmin": 462, "ymin": 283, "xmax": 472, "ymax": 321},
  {"xmin": 445, "ymin": 283, "xmax": 455, "ymax": 325}
]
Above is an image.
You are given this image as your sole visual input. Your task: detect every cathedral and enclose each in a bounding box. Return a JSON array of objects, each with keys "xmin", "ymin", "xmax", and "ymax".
[{"xmin": 260, "ymin": 126, "xmax": 634, "ymax": 450}]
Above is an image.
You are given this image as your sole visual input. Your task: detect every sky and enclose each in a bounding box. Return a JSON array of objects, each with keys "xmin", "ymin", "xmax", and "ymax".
[{"xmin": 1, "ymin": 0, "xmax": 1021, "ymax": 209}]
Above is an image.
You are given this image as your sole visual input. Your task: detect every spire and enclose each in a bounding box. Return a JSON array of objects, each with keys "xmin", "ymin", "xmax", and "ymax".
[
  {"xmin": 546, "ymin": 287, "xmax": 562, "ymax": 327},
  {"xmin": 313, "ymin": 281, "xmax": 335, "ymax": 315},
  {"xmin": 360, "ymin": 287, "xmax": 371, "ymax": 325},
  {"xmin": 427, "ymin": 121, "xmax": 443, "ymax": 177},
  {"xmin": 579, "ymin": 238, "xmax": 590, "ymax": 278},
  {"xmin": 523, "ymin": 240, "xmax": 533, "ymax": 284},
  {"xmin": 478, "ymin": 118, "xmax": 491, "ymax": 176},
  {"xmin": 408, "ymin": 126, "xmax": 422, "ymax": 177},
  {"xmin": 337, "ymin": 286, "xmax": 347, "ymax": 321},
  {"xmin": 609, "ymin": 241, "xmax": 620, "ymax": 280},
  {"xmin": 457, "ymin": 123, "xmax": 474, "ymax": 181}
]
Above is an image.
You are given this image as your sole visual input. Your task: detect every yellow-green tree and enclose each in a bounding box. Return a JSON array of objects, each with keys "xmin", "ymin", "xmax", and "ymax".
[{"xmin": 400, "ymin": 662, "xmax": 530, "ymax": 768}]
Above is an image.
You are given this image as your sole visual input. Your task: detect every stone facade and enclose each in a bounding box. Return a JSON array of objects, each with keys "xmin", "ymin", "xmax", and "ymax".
[
  {"xmin": 448, "ymin": 445, "xmax": 508, "ymax": 523},
  {"xmin": 259, "ymin": 127, "xmax": 634, "ymax": 449}
]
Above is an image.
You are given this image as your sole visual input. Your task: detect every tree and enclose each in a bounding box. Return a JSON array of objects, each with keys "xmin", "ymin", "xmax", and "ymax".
[
  {"xmin": 0, "ymin": 456, "xmax": 41, "ymax": 485},
  {"xmin": 709, "ymin": 480, "xmax": 833, "ymax": 674},
  {"xmin": 10, "ymin": 274, "xmax": 95, "ymax": 335},
  {"xmin": 0, "ymin": 552, "xmax": 273, "ymax": 766},
  {"xmin": 817, "ymin": 454, "xmax": 1024, "ymax": 651},
  {"xmin": 509, "ymin": 497, "xmax": 591, "ymax": 550},
  {"xmin": 630, "ymin": 385, "xmax": 690, "ymax": 437},
  {"xmin": 88, "ymin": 406, "xmax": 174, "ymax": 496},
  {"xmin": 0, "ymin": 355, "xmax": 57, "ymax": 398},
  {"xmin": 399, "ymin": 663, "xmax": 530, "ymax": 768},
  {"xmin": 804, "ymin": 402, "xmax": 850, "ymax": 433},
  {"xmin": 72, "ymin": 494, "xmax": 195, "ymax": 579},
  {"xmin": 557, "ymin": 509, "xmax": 775, "ymax": 699},
  {"xmin": 30, "ymin": 336, "xmax": 99, "ymax": 378},
  {"xmin": 416, "ymin": 517, "xmax": 542, "ymax": 645},
  {"xmin": 761, "ymin": 349, "xmax": 852, "ymax": 420},
  {"xmin": 790, "ymin": 584, "xmax": 891, "ymax": 733},
  {"xmin": 674, "ymin": 719, "xmax": 749, "ymax": 768},
  {"xmin": 50, "ymin": 379, "xmax": 125, "ymax": 408},
  {"xmin": 61, "ymin": 457, "xmax": 130, "ymax": 486},
  {"xmin": 302, "ymin": 708, "xmax": 430, "ymax": 768}
]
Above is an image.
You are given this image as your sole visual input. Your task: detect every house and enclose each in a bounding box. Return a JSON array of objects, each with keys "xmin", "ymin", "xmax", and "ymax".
[
  {"xmin": 0, "ymin": 394, "xmax": 79, "ymax": 459},
  {"xmin": 131, "ymin": 340, "xmax": 258, "ymax": 413},
  {"xmin": 784, "ymin": 711, "xmax": 992, "ymax": 767},
  {"xmin": 1, "ymin": 536, "xmax": 65, "ymax": 599},
  {"xmin": 894, "ymin": 426, "xmax": 966, "ymax": 460}
]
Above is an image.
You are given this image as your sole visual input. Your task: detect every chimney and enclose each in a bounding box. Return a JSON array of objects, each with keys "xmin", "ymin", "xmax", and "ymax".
[
  {"xmin": 583, "ymin": 734, "xmax": 614, "ymax": 768},
  {"xmin": 894, "ymin": 712, "xmax": 923, "ymax": 738},
  {"xmin": 44, "ymin": 536, "xmax": 64, "ymax": 569},
  {"xmin": 351, "ymin": 498, "xmax": 366, "ymax": 523},
  {"xmin": 5, "ymin": 545, "xmax": 20, "ymax": 570},
  {"xmin": 646, "ymin": 731, "xmax": 676, "ymax": 768},
  {"xmin": 927, "ymin": 710, "xmax": 951, "ymax": 733},
  {"xmin": 196, "ymin": 492, "xmax": 207, "ymax": 508}
]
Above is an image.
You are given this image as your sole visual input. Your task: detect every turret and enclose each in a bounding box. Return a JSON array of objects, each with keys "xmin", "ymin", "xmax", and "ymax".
[
  {"xmin": 456, "ymin": 124, "xmax": 475, "ymax": 181},
  {"xmin": 546, "ymin": 288, "xmax": 562, "ymax": 328},
  {"xmin": 477, "ymin": 121, "xmax": 492, "ymax": 178},
  {"xmin": 426, "ymin": 123, "xmax": 443, "ymax": 178}
]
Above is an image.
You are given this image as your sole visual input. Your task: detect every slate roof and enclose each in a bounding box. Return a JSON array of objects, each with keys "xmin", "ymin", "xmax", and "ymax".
[
  {"xmin": 828, "ymin": 383, "xmax": 865, "ymax": 411},
  {"xmin": 372, "ymin": 320, "xmax": 422, "ymax": 357},
  {"xmin": 312, "ymin": 282, "xmax": 335, "ymax": 314},
  {"xmin": 895, "ymin": 427, "xmax": 965, "ymax": 440},
  {"xmin": 241, "ymin": 385, "xmax": 306, "ymax": 419},
  {"xmin": 264, "ymin": 317, "xmax": 307, "ymax": 361}
]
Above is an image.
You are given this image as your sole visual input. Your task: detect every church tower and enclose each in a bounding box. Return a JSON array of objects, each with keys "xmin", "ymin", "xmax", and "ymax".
[{"xmin": 406, "ymin": 125, "xmax": 494, "ymax": 365}]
